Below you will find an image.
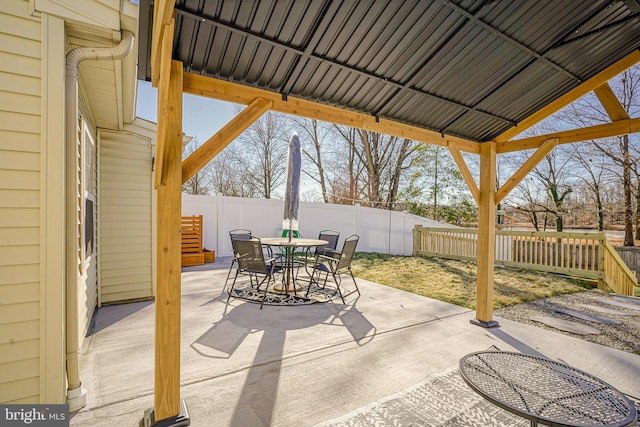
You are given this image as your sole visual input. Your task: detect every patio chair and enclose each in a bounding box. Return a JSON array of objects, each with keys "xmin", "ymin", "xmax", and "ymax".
[
  {"xmin": 315, "ymin": 229, "xmax": 341, "ymax": 256},
  {"xmin": 227, "ymin": 237, "xmax": 282, "ymax": 309},
  {"xmin": 305, "ymin": 234, "xmax": 360, "ymax": 304},
  {"xmin": 224, "ymin": 229, "xmax": 252, "ymax": 292},
  {"xmin": 299, "ymin": 230, "xmax": 340, "ymax": 275}
]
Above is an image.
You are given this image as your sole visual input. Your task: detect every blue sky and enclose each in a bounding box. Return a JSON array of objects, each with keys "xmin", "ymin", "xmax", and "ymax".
[{"xmin": 136, "ymin": 79, "xmax": 238, "ymax": 144}]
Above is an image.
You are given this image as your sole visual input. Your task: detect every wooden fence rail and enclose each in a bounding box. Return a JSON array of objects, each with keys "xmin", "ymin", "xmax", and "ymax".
[{"xmin": 413, "ymin": 226, "xmax": 638, "ymax": 296}]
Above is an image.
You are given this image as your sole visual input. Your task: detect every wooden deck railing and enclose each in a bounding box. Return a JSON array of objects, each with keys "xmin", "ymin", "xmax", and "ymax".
[
  {"xmin": 413, "ymin": 226, "xmax": 638, "ymax": 296},
  {"xmin": 602, "ymin": 239, "xmax": 637, "ymax": 296}
]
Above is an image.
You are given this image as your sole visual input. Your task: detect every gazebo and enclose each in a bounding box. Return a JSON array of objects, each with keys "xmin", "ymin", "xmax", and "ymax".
[{"xmin": 137, "ymin": 0, "xmax": 640, "ymax": 424}]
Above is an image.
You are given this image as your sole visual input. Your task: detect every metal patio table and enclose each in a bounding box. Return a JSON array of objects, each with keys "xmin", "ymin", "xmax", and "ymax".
[
  {"xmin": 459, "ymin": 350, "xmax": 637, "ymax": 427},
  {"xmin": 260, "ymin": 237, "xmax": 328, "ymax": 293}
]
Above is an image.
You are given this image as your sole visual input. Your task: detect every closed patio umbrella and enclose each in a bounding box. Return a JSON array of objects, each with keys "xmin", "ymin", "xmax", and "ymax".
[{"xmin": 282, "ymin": 132, "xmax": 301, "ymax": 240}]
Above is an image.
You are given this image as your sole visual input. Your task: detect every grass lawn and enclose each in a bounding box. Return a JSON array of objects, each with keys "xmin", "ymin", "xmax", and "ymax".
[{"xmin": 350, "ymin": 253, "xmax": 596, "ymax": 309}]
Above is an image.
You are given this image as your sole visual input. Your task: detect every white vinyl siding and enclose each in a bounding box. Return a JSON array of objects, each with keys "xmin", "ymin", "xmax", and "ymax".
[
  {"xmin": 0, "ymin": 0, "xmax": 41, "ymax": 403},
  {"xmin": 98, "ymin": 130, "xmax": 154, "ymax": 303}
]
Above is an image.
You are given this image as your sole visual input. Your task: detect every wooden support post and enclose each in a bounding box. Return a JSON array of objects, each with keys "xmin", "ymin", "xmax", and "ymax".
[
  {"xmin": 145, "ymin": 60, "xmax": 189, "ymax": 426},
  {"xmin": 473, "ymin": 141, "xmax": 499, "ymax": 328}
]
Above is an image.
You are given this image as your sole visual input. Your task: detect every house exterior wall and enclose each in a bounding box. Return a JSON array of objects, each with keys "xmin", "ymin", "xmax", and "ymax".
[
  {"xmin": 0, "ymin": 0, "xmax": 59, "ymax": 404},
  {"xmin": 98, "ymin": 124, "xmax": 155, "ymax": 304},
  {"xmin": 1, "ymin": 0, "xmax": 140, "ymax": 404}
]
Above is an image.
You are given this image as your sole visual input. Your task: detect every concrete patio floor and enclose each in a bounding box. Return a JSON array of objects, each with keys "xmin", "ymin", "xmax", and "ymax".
[{"xmin": 71, "ymin": 257, "xmax": 640, "ymax": 426}]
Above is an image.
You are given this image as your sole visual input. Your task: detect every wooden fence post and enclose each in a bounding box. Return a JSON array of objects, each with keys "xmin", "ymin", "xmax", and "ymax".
[
  {"xmin": 598, "ymin": 234, "xmax": 606, "ymax": 292},
  {"xmin": 413, "ymin": 225, "xmax": 422, "ymax": 256}
]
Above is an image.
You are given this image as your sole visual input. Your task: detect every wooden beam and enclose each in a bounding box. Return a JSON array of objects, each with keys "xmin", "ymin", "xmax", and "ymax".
[
  {"xmin": 154, "ymin": 60, "xmax": 183, "ymax": 422},
  {"xmin": 363, "ymin": 115, "xmax": 480, "ymax": 154},
  {"xmin": 495, "ymin": 138, "xmax": 559, "ymax": 204},
  {"xmin": 496, "ymin": 118, "xmax": 640, "ymax": 153},
  {"xmin": 447, "ymin": 140, "xmax": 479, "ymax": 205},
  {"xmin": 594, "ymin": 83, "xmax": 630, "ymax": 122},
  {"xmin": 474, "ymin": 141, "xmax": 497, "ymax": 326},
  {"xmin": 153, "ymin": 19, "xmax": 175, "ymax": 188},
  {"xmin": 182, "ymin": 98, "xmax": 273, "ymax": 183},
  {"xmin": 495, "ymin": 50, "xmax": 640, "ymax": 142},
  {"xmin": 151, "ymin": 0, "xmax": 175, "ymax": 87},
  {"xmin": 182, "ymin": 72, "xmax": 481, "ymax": 154}
]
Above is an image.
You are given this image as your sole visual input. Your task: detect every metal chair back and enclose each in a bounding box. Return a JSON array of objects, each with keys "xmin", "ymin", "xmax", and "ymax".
[
  {"xmin": 336, "ymin": 234, "xmax": 358, "ymax": 271},
  {"xmin": 229, "ymin": 229, "xmax": 252, "ymax": 257},
  {"xmin": 314, "ymin": 230, "xmax": 340, "ymax": 256},
  {"xmin": 234, "ymin": 238, "xmax": 267, "ymax": 274},
  {"xmin": 229, "ymin": 228, "xmax": 252, "ymax": 241}
]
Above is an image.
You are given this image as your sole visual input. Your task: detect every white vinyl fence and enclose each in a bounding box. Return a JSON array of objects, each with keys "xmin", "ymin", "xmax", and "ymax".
[{"xmin": 182, "ymin": 194, "xmax": 454, "ymax": 258}]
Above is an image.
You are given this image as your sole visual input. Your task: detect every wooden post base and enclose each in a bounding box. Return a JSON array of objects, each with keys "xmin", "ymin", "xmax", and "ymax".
[
  {"xmin": 470, "ymin": 318, "xmax": 500, "ymax": 328},
  {"xmin": 140, "ymin": 399, "xmax": 190, "ymax": 427}
]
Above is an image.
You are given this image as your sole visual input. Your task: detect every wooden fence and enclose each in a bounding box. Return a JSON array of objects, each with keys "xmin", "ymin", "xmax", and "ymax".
[
  {"xmin": 413, "ymin": 226, "xmax": 638, "ymax": 296},
  {"xmin": 614, "ymin": 246, "xmax": 640, "ymax": 281}
]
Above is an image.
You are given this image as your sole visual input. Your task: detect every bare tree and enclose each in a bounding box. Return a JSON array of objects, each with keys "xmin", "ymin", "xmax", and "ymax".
[
  {"xmin": 326, "ymin": 126, "xmax": 419, "ymax": 209},
  {"xmin": 509, "ymin": 176, "xmax": 548, "ymax": 231},
  {"xmin": 529, "ymin": 146, "xmax": 577, "ymax": 232},
  {"xmin": 182, "ymin": 137, "xmax": 213, "ymax": 195},
  {"xmin": 232, "ymin": 109, "xmax": 289, "ymax": 199},
  {"xmin": 570, "ymin": 144, "xmax": 610, "ymax": 231},
  {"xmin": 560, "ymin": 66, "xmax": 640, "ymax": 245},
  {"xmin": 208, "ymin": 148, "xmax": 260, "ymax": 197},
  {"xmin": 291, "ymin": 118, "xmax": 331, "ymax": 203},
  {"xmin": 330, "ymin": 125, "xmax": 367, "ymax": 205}
]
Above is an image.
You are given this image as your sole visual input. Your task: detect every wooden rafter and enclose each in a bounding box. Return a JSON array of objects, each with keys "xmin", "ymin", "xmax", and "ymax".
[
  {"xmin": 447, "ymin": 140, "xmax": 479, "ymax": 204},
  {"xmin": 496, "ymin": 138, "xmax": 559, "ymax": 204},
  {"xmin": 496, "ymin": 118, "xmax": 640, "ymax": 153},
  {"xmin": 153, "ymin": 18, "xmax": 175, "ymax": 188},
  {"xmin": 495, "ymin": 50, "xmax": 640, "ymax": 143},
  {"xmin": 594, "ymin": 83, "xmax": 630, "ymax": 122},
  {"xmin": 151, "ymin": 0, "xmax": 176, "ymax": 87},
  {"xmin": 182, "ymin": 73, "xmax": 481, "ymax": 153},
  {"xmin": 182, "ymin": 98, "xmax": 273, "ymax": 183}
]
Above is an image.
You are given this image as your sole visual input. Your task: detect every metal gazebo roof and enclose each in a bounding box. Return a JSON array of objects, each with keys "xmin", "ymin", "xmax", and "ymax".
[{"xmin": 138, "ymin": 0, "xmax": 640, "ymax": 143}]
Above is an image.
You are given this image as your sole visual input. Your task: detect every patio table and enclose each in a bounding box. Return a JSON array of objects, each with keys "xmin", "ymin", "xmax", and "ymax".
[
  {"xmin": 459, "ymin": 350, "xmax": 637, "ymax": 427},
  {"xmin": 260, "ymin": 237, "xmax": 328, "ymax": 293}
]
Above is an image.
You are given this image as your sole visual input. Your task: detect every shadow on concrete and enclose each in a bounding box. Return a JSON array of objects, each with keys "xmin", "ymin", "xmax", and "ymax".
[
  {"xmin": 488, "ymin": 327, "xmax": 547, "ymax": 358},
  {"xmin": 331, "ymin": 299, "xmax": 377, "ymax": 345},
  {"xmin": 87, "ymin": 300, "xmax": 153, "ymax": 336},
  {"xmin": 191, "ymin": 293, "xmax": 376, "ymax": 426}
]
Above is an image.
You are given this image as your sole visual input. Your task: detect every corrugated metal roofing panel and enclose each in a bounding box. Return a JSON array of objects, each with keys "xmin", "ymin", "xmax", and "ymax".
[
  {"xmin": 140, "ymin": 0, "xmax": 640, "ymax": 142},
  {"xmin": 478, "ymin": 61, "xmax": 576, "ymax": 121},
  {"xmin": 444, "ymin": 112, "xmax": 512, "ymax": 143}
]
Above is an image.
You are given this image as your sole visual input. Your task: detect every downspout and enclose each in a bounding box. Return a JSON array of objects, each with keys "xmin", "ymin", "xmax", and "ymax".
[{"xmin": 65, "ymin": 30, "xmax": 134, "ymax": 411}]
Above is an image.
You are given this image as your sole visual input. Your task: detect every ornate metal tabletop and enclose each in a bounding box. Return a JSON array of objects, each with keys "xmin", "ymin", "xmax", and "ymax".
[{"xmin": 459, "ymin": 351, "xmax": 637, "ymax": 427}]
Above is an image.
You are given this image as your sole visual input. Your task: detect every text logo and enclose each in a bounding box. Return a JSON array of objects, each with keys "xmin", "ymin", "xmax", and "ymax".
[{"xmin": 1, "ymin": 405, "xmax": 69, "ymax": 426}]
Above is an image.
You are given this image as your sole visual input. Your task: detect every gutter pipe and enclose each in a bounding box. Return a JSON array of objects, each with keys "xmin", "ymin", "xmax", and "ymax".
[{"xmin": 64, "ymin": 30, "xmax": 134, "ymax": 411}]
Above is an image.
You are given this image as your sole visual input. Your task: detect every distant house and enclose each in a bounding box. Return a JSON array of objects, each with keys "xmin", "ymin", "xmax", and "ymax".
[{"xmin": 0, "ymin": 0, "xmax": 173, "ymax": 409}]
